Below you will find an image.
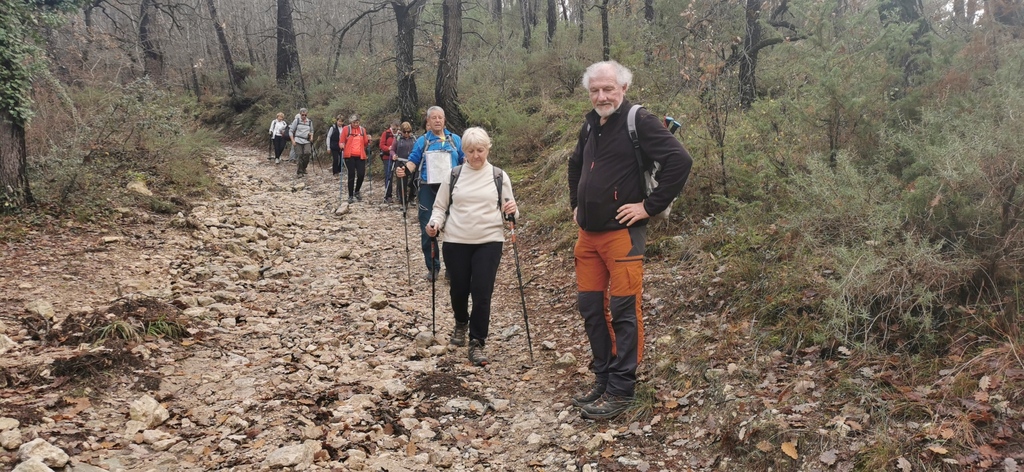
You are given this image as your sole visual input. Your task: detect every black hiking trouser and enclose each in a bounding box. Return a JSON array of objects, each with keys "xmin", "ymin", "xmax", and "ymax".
[
  {"xmin": 345, "ymin": 158, "xmax": 366, "ymax": 197},
  {"xmin": 443, "ymin": 241, "xmax": 503, "ymax": 345},
  {"xmin": 273, "ymin": 136, "xmax": 287, "ymax": 159}
]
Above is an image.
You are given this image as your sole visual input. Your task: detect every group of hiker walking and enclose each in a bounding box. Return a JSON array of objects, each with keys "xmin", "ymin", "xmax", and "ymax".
[
  {"xmin": 265, "ymin": 60, "xmax": 693, "ymax": 421},
  {"xmin": 268, "ymin": 110, "xmax": 417, "ymax": 203}
]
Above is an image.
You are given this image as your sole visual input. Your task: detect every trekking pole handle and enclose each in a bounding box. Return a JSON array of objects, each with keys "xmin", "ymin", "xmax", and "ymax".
[{"xmin": 503, "ymin": 198, "xmax": 516, "ymax": 223}]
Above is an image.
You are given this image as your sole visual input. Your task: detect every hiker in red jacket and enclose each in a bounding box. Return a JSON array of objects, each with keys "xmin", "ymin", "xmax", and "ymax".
[
  {"xmin": 340, "ymin": 114, "xmax": 372, "ymax": 203},
  {"xmin": 379, "ymin": 120, "xmax": 399, "ymax": 203}
]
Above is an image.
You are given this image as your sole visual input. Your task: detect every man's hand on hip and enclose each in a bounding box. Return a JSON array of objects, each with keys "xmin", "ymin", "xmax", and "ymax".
[{"xmin": 616, "ymin": 202, "xmax": 649, "ymax": 227}]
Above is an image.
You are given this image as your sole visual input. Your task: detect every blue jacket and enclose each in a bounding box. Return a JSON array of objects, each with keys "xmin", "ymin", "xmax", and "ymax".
[{"xmin": 407, "ymin": 130, "xmax": 464, "ymax": 183}]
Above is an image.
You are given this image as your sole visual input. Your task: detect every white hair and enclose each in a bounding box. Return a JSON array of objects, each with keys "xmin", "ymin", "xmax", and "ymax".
[
  {"xmin": 582, "ymin": 61, "xmax": 633, "ymax": 90},
  {"xmin": 461, "ymin": 127, "xmax": 492, "ymax": 150}
]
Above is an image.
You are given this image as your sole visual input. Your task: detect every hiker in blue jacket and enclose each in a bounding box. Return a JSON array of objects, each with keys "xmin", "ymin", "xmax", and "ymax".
[{"xmin": 395, "ymin": 106, "xmax": 465, "ymax": 281}]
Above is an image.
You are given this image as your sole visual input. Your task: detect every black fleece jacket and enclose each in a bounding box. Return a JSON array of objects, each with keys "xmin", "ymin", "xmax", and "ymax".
[{"xmin": 568, "ymin": 100, "xmax": 693, "ymax": 232}]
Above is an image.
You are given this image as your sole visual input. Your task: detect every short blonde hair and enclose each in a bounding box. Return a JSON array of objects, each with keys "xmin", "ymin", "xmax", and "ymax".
[
  {"xmin": 276, "ymin": 112, "xmax": 285, "ymax": 119},
  {"xmin": 461, "ymin": 127, "xmax": 491, "ymax": 150}
]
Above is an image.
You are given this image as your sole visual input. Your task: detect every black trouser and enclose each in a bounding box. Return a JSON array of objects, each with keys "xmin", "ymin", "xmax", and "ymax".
[
  {"xmin": 331, "ymin": 149, "xmax": 343, "ymax": 175},
  {"xmin": 273, "ymin": 136, "xmax": 287, "ymax": 159},
  {"xmin": 345, "ymin": 158, "xmax": 366, "ymax": 197},
  {"xmin": 442, "ymin": 241, "xmax": 503, "ymax": 345},
  {"xmin": 383, "ymin": 157, "xmax": 395, "ymax": 199}
]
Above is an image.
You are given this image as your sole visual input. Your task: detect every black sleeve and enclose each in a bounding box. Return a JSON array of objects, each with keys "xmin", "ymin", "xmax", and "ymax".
[{"xmin": 567, "ymin": 122, "xmax": 588, "ymax": 211}]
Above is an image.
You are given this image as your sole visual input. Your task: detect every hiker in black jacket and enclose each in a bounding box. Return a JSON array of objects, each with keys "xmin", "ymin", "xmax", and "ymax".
[{"xmin": 567, "ymin": 60, "xmax": 693, "ymax": 420}]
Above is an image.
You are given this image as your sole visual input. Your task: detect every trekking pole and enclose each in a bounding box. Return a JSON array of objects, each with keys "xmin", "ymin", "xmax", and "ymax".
[
  {"xmin": 367, "ymin": 153, "xmax": 374, "ymax": 200},
  {"xmin": 504, "ymin": 198, "xmax": 533, "ymax": 362},
  {"xmin": 401, "ymin": 175, "xmax": 411, "ymax": 284},
  {"xmin": 430, "ymin": 235, "xmax": 438, "ymax": 337},
  {"xmin": 396, "ymin": 159, "xmax": 412, "ymax": 284}
]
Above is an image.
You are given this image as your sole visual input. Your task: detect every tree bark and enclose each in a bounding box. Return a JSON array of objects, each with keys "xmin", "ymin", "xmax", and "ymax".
[
  {"xmin": 492, "ymin": 0, "xmax": 502, "ymax": 21},
  {"xmin": 436, "ymin": 0, "xmax": 466, "ymax": 133},
  {"xmin": 644, "ymin": 0, "xmax": 654, "ymax": 22},
  {"xmin": 521, "ymin": 0, "xmax": 532, "ymax": 49},
  {"xmin": 205, "ymin": 0, "xmax": 239, "ymax": 92},
  {"xmin": 600, "ymin": 0, "xmax": 610, "ymax": 60},
  {"xmin": 139, "ymin": 0, "xmax": 164, "ymax": 80},
  {"xmin": 577, "ymin": 0, "xmax": 585, "ymax": 43},
  {"xmin": 275, "ymin": 0, "xmax": 301, "ymax": 89},
  {"xmin": 0, "ymin": 110, "xmax": 33, "ymax": 211},
  {"xmin": 738, "ymin": 0, "xmax": 763, "ymax": 109},
  {"xmin": 546, "ymin": 0, "xmax": 557, "ymax": 44},
  {"xmin": 392, "ymin": 0, "xmax": 428, "ymax": 123}
]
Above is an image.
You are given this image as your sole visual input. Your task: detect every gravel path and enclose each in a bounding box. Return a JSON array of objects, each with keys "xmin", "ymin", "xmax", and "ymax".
[{"xmin": 1, "ymin": 146, "xmax": 684, "ymax": 471}]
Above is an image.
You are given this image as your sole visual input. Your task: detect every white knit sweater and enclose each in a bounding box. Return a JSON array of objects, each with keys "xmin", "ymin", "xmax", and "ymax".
[{"xmin": 428, "ymin": 163, "xmax": 519, "ymax": 244}]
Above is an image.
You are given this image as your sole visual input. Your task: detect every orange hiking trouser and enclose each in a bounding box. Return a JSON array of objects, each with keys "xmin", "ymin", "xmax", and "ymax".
[{"xmin": 574, "ymin": 226, "xmax": 645, "ymax": 397}]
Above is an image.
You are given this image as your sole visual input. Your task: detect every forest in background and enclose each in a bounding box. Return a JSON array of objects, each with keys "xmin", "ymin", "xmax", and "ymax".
[{"xmin": 2, "ymin": 0, "xmax": 1023, "ymax": 467}]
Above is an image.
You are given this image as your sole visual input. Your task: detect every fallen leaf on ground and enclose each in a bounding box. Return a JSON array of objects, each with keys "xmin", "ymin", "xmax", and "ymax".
[{"xmin": 781, "ymin": 441, "xmax": 798, "ymax": 459}]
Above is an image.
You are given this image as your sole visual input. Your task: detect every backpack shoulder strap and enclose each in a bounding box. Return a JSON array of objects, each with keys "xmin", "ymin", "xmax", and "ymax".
[
  {"xmin": 627, "ymin": 105, "xmax": 652, "ymax": 196},
  {"xmin": 446, "ymin": 165, "xmax": 463, "ymax": 215},
  {"xmin": 492, "ymin": 166, "xmax": 503, "ymax": 210}
]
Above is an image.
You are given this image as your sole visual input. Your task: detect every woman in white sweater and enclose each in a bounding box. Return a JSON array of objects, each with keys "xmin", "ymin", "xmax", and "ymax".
[{"xmin": 426, "ymin": 127, "xmax": 519, "ymax": 366}]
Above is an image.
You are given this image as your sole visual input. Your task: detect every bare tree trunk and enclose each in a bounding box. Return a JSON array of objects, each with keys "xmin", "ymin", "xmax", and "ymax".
[
  {"xmin": 243, "ymin": 23, "xmax": 257, "ymax": 67},
  {"xmin": 205, "ymin": 0, "xmax": 239, "ymax": 92},
  {"xmin": 560, "ymin": 0, "xmax": 569, "ymax": 21},
  {"xmin": 644, "ymin": 0, "xmax": 654, "ymax": 22},
  {"xmin": 392, "ymin": 0, "xmax": 427, "ymax": 122},
  {"xmin": 738, "ymin": 0, "xmax": 762, "ymax": 109},
  {"xmin": 600, "ymin": 0, "xmax": 610, "ymax": 60},
  {"xmin": 139, "ymin": 0, "xmax": 164, "ymax": 80},
  {"xmin": 436, "ymin": 0, "xmax": 466, "ymax": 133},
  {"xmin": 492, "ymin": 0, "xmax": 502, "ymax": 21},
  {"xmin": 546, "ymin": 0, "xmax": 557, "ymax": 44},
  {"xmin": 521, "ymin": 0, "xmax": 533, "ymax": 48},
  {"xmin": 578, "ymin": 0, "xmax": 585, "ymax": 43},
  {"xmin": 0, "ymin": 111, "xmax": 33, "ymax": 211},
  {"xmin": 276, "ymin": 0, "xmax": 302, "ymax": 93}
]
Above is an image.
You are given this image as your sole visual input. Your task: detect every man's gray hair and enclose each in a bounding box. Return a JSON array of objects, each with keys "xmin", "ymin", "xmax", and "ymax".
[
  {"xmin": 349, "ymin": 114, "xmax": 360, "ymax": 122},
  {"xmin": 426, "ymin": 106, "xmax": 445, "ymax": 119},
  {"xmin": 299, "ymin": 107, "xmax": 308, "ymax": 114},
  {"xmin": 582, "ymin": 61, "xmax": 633, "ymax": 90}
]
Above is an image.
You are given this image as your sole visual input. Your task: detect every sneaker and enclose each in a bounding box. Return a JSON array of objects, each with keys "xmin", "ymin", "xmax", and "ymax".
[
  {"xmin": 425, "ymin": 268, "xmax": 439, "ymax": 281},
  {"xmin": 572, "ymin": 382, "xmax": 607, "ymax": 407},
  {"xmin": 581, "ymin": 394, "xmax": 633, "ymax": 420},
  {"xmin": 450, "ymin": 323, "xmax": 468, "ymax": 347},
  {"xmin": 275, "ymin": 158, "xmax": 280, "ymax": 164},
  {"xmin": 384, "ymin": 198, "xmax": 393, "ymax": 204},
  {"xmin": 468, "ymin": 339, "xmax": 488, "ymax": 366},
  {"xmin": 348, "ymin": 196, "xmax": 355, "ymax": 203}
]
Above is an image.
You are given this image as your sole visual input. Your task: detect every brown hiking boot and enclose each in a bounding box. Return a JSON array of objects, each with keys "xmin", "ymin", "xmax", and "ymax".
[
  {"xmin": 449, "ymin": 323, "xmax": 468, "ymax": 347},
  {"xmin": 572, "ymin": 381, "xmax": 607, "ymax": 407},
  {"xmin": 468, "ymin": 339, "xmax": 489, "ymax": 366}
]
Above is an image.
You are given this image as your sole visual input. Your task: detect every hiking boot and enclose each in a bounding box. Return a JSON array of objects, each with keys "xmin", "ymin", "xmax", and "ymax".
[
  {"xmin": 450, "ymin": 323, "xmax": 468, "ymax": 347},
  {"xmin": 275, "ymin": 158, "xmax": 280, "ymax": 164},
  {"xmin": 581, "ymin": 394, "xmax": 633, "ymax": 420},
  {"xmin": 384, "ymin": 197, "xmax": 393, "ymax": 204},
  {"xmin": 571, "ymin": 382, "xmax": 607, "ymax": 407},
  {"xmin": 355, "ymin": 193, "xmax": 363, "ymax": 202},
  {"xmin": 425, "ymin": 268, "xmax": 440, "ymax": 281},
  {"xmin": 468, "ymin": 339, "xmax": 488, "ymax": 366},
  {"xmin": 348, "ymin": 196, "xmax": 355, "ymax": 204}
]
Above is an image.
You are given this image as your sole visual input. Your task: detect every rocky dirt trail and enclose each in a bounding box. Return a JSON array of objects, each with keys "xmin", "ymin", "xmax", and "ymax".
[{"xmin": 1, "ymin": 146, "xmax": 693, "ymax": 471}]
